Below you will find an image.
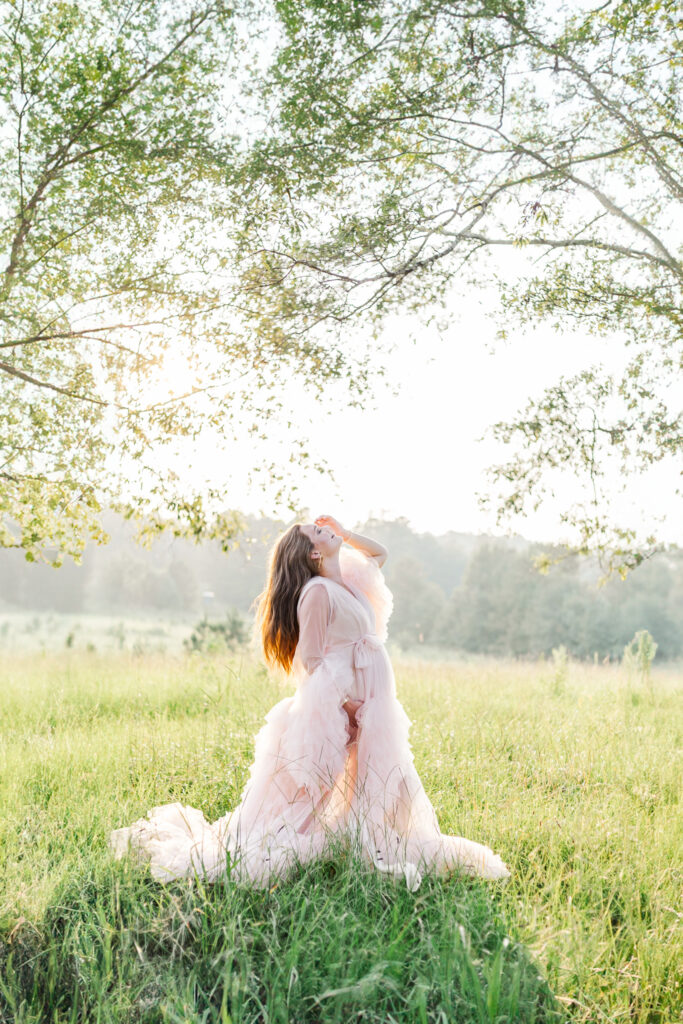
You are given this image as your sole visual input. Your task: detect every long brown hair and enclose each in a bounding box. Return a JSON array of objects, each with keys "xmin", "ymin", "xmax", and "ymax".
[{"xmin": 255, "ymin": 523, "xmax": 320, "ymax": 673}]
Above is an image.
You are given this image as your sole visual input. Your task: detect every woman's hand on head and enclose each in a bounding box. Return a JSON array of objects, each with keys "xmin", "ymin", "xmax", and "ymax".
[{"xmin": 315, "ymin": 514, "xmax": 348, "ymax": 540}]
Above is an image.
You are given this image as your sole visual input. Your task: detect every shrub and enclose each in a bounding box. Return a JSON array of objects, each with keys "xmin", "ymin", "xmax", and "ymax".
[
  {"xmin": 551, "ymin": 644, "xmax": 568, "ymax": 694},
  {"xmin": 622, "ymin": 629, "xmax": 658, "ymax": 688},
  {"xmin": 184, "ymin": 610, "xmax": 249, "ymax": 654}
]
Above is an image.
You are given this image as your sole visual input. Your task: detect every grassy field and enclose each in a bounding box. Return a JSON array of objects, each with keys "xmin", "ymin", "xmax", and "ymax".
[
  {"xmin": 0, "ymin": 651, "xmax": 681, "ymax": 1023},
  {"xmin": 0, "ymin": 611, "xmax": 196, "ymax": 655}
]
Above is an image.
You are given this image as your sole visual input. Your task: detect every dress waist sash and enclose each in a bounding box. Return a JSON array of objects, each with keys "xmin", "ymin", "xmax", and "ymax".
[{"xmin": 328, "ymin": 633, "xmax": 382, "ymax": 671}]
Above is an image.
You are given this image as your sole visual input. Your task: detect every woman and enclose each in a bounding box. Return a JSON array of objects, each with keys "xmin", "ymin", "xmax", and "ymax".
[{"xmin": 109, "ymin": 516, "xmax": 510, "ymax": 891}]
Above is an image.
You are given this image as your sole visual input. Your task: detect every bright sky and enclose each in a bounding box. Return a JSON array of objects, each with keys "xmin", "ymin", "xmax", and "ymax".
[
  {"xmin": 169, "ymin": 245, "xmax": 681, "ymax": 547},
  {"xmin": 274, "ymin": 314, "xmax": 679, "ymax": 543}
]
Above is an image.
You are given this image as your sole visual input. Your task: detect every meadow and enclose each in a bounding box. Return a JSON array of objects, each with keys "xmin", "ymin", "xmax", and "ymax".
[{"xmin": 0, "ymin": 650, "xmax": 681, "ymax": 1023}]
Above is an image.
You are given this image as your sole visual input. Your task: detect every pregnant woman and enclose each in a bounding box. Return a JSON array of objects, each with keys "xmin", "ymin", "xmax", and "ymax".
[{"xmin": 109, "ymin": 516, "xmax": 510, "ymax": 891}]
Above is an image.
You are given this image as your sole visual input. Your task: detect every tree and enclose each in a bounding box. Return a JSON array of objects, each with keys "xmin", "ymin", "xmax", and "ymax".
[
  {"xmin": 435, "ymin": 543, "xmax": 536, "ymax": 654},
  {"xmin": 358, "ymin": 516, "xmax": 468, "ymax": 593},
  {"xmin": 0, "ymin": 0, "xmax": 373, "ymax": 564},
  {"xmin": 434, "ymin": 539, "xmax": 683, "ymax": 659},
  {"xmin": 386, "ymin": 554, "xmax": 446, "ymax": 646},
  {"xmin": 233, "ymin": 0, "xmax": 682, "ymax": 573}
]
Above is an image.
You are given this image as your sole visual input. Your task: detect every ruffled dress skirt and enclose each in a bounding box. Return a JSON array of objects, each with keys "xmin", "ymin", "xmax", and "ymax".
[{"xmin": 109, "ymin": 643, "xmax": 510, "ymax": 892}]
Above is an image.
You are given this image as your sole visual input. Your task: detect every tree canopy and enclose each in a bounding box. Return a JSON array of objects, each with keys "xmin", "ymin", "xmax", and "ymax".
[
  {"xmin": 0, "ymin": 0, "xmax": 374, "ymax": 563},
  {"xmin": 233, "ymin": 0, "xmax": 682, "ymax": 573},
  {"xmin": 2, "ymin": 0, "xmax": 680, "ymax": 570}
]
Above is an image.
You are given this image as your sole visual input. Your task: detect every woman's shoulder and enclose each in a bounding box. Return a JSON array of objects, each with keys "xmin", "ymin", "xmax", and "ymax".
[{"xmin": 298, "ymin": 575, "xmax": 332, "ymax": 606}]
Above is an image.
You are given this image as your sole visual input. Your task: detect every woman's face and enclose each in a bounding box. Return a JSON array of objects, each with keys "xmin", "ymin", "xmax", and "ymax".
[{"xmin": 300, "ymin": 522, "xmax": 342, "ymax": 559}]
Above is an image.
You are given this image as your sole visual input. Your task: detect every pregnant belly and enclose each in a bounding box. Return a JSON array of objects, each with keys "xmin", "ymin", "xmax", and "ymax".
[{"xmin": 325, "ymin": 642, "xmax": 381, "ymax": 704}]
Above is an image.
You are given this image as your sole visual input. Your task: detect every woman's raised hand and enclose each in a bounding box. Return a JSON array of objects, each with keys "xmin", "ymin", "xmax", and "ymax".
[{"xmin": 315, "ymin": 514, "xmax": 348, "ymax": 540}]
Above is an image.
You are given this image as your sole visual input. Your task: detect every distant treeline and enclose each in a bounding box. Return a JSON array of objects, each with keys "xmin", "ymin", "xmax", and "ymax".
[{"xmin": 0, "ymin": 514, "xmax": 681, "ymax": 660}]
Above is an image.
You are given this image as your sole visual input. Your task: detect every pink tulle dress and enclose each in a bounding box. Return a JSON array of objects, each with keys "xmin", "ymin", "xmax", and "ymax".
[{"xmin": 109, "ymin": 548, "xmax": 510, "ymax": 891}]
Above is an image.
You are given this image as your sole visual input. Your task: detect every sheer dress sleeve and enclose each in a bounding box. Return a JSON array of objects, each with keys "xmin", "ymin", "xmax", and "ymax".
[{"xmin": 296, "ymin": 582, "xmax": 331, "ymax": 675}]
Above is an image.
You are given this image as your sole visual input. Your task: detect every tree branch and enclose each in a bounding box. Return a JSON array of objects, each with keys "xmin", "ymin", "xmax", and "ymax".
[
  {"xmin": 2, "ymin": 2, "xmax": 222, "ymax": 290},
  {"xmin": 0, "ymin": 360, "xmax": 107, "ymax": 405},
  {"xmin": 499, "ymin": 2, "xmax": 683, "ymax": 200}
]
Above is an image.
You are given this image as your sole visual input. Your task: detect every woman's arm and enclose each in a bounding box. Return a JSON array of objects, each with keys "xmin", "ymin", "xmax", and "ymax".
[
  {"xmin": 315, "ymin": 515, "xmax": 388, "ymax": 568},
  {"xmin": 344, "ymin": 530, "xmax": 388, "ymax": 569},
  {"xmin": 296, "ymin": 584, "xmax": 331, "ymax": 674}
]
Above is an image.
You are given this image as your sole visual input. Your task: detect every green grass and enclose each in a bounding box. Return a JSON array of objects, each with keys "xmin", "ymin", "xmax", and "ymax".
[
  {"xmin": 0, "ymin": 651, "xmax": 681, "ymax": 1023},
  {"xmin": 0, "ymin": 611, "xmax": 194, "ymax": 655}
]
